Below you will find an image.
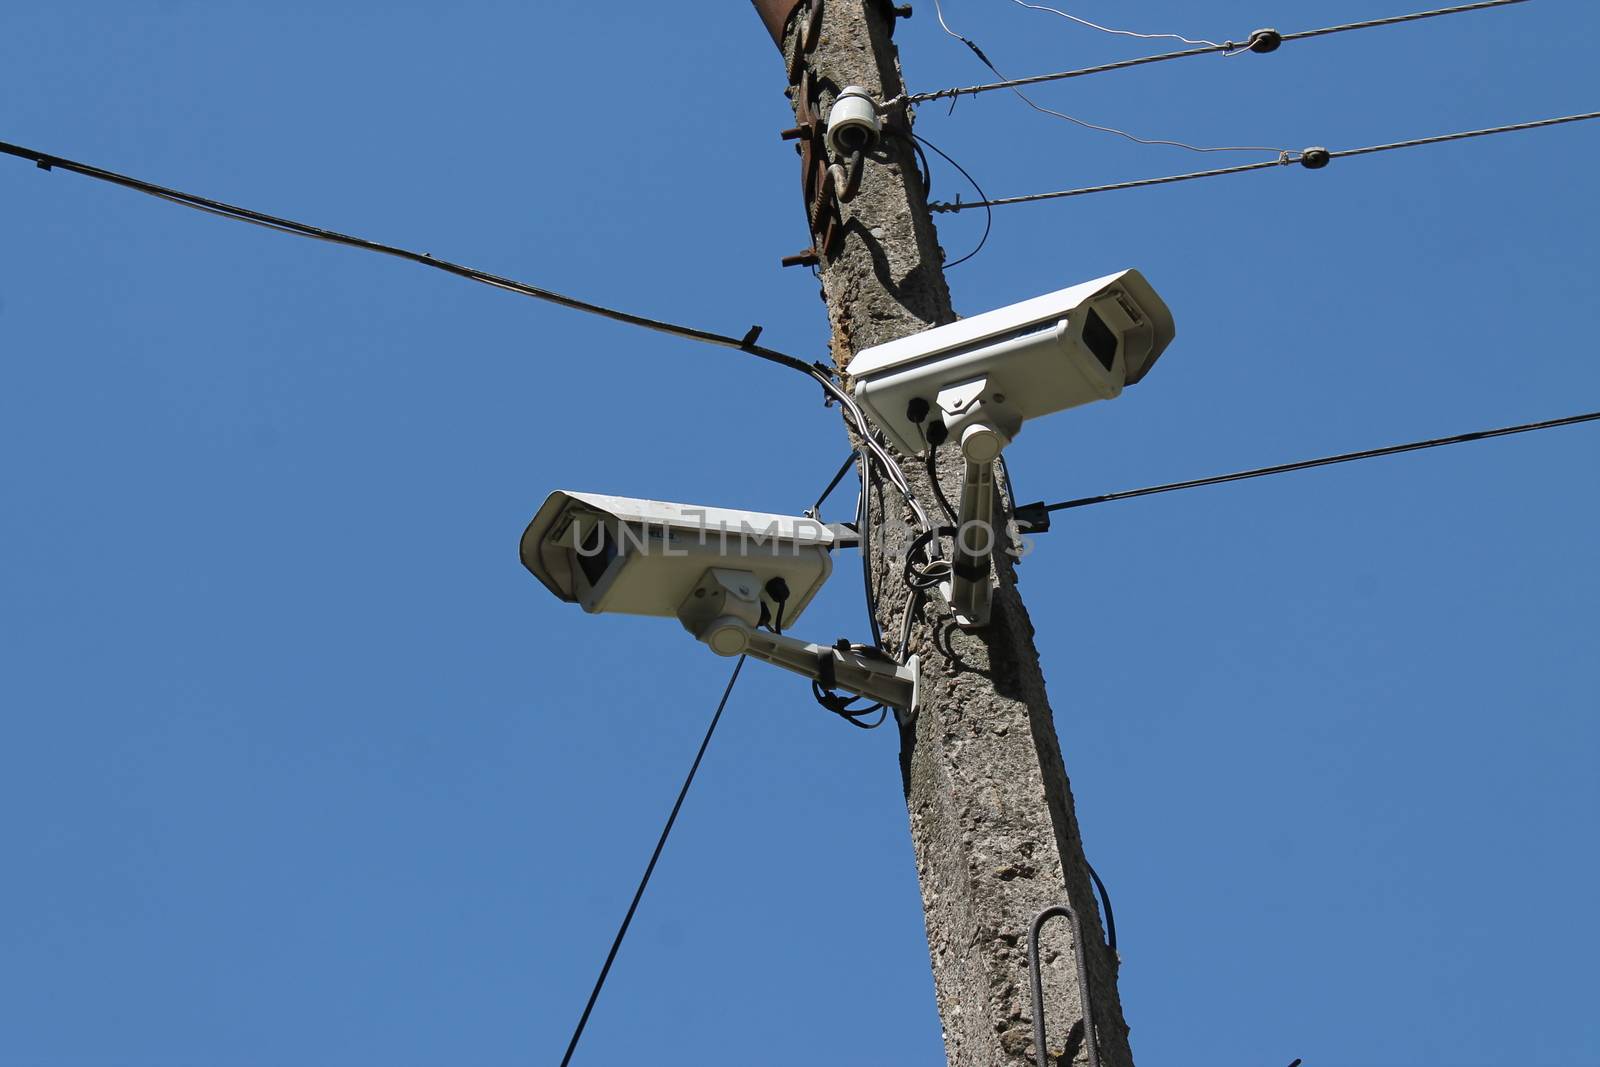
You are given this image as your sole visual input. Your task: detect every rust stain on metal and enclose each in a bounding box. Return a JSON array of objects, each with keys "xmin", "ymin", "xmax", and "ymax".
[
  {"xmin": 751, "ymin": 0, "xmax": 806, "ymax": 48},
  {"xmin": 801, "ymin": 0, "xmax": 825, "ymax": 52},
  {"xmin": 795, "ymin": 70, "xmax": 815, "ymax": 124}
]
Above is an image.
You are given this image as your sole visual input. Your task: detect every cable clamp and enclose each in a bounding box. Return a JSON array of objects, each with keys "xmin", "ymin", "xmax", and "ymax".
[
  {"xmin": 951, "ymin": 557, "xmax": 990, "ymax": 582},
  {"xmin": 1246, "ymin": 28, "xmax": 1282, "ymax": 53},
  {"xmin": 816, "ymin": 648, "xmax": 838, "ymax": 691},
  {"xmin": 1013, "ymin": 501, "xmax": 1052, "ymax": 534},
  {"xmin": 1299, "ymin": 146, "xmax": 1332, "ymax": 170}
]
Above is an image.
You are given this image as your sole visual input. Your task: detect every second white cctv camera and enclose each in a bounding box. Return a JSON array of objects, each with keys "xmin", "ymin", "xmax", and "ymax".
[
  {"xmin": 521, "ymin": 491, "xmax": 920, "ymax": 716},
  {"xmin": 521, "ymin": 491, "xmax": 836, "ymax": 625}
]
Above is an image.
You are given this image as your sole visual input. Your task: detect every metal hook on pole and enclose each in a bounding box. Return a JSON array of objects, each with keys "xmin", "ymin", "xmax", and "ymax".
[{"xmin": 1028, "ymin": 903, "xmax": 1099, "ymax": 1067}]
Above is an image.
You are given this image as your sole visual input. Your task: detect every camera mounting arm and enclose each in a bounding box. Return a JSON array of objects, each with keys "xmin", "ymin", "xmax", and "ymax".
[
  {"xmin": 931, "ymin": 376, "xmax": 1012, "ymax": 630},
  {"xmin": 942, "ymin": 456, "xmax": 997, "ymax": 629},
  {"xmin": 678, "ymin": 569, "xmax": 920, "ymax": 717}
]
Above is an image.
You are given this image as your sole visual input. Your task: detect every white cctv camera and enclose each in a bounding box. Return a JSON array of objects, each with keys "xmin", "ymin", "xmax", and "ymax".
[
  {"xmin": 827, "ymin": 85, "xmax": 881, "ymax": 155},
  {"xmin": 522, "ymin": 491, "xmax": 835, "ymax": 623},
  {"xmin": 848, "ymin": 269, "xmax": 1175, "ymax": 462},
  {"xmin": 848, "ymin": 270, "xmax": 1176, "ymax": 629},
  {"xmin": 521, "ymin": 491, "xmax": 920, "ymax": 716}
]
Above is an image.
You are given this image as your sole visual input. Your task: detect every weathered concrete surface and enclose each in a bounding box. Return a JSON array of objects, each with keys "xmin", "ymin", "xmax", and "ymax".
[{"xmin": 774, "ymin": 3, "xmax": 1135, "ymax": 1064}]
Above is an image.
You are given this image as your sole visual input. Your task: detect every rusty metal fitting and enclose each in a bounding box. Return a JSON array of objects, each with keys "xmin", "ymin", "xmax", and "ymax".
[{"xmin": 802, "ymin": 0, "xmax": 825, "ymax": 52}]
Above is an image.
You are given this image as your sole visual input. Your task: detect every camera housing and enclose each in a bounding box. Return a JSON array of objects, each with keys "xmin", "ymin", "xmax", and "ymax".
[
  {"xmin": 848, "ymin": 269, "xmax": 1175, "ymax": 629},
  {"xmin": 848, "ymin": 269, "xmax": 1175, "ymax": 461},
  {"xmin": 521, "ymin": 490, "xmax": 921, "ymax": 717},
  {"xmin": 521, "ymin": 491, "xmax": 835, "ymax": 626}
]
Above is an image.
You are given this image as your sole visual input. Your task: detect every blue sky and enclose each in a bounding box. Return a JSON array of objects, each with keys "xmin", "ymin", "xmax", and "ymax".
[{"xmin": 2, "ymin": 3, "xmax": 1595, "ymax": 1065}]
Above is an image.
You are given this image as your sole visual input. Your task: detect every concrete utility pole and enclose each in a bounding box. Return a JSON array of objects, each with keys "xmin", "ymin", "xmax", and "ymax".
[{"xmin": 750, "ymin": 3, "xmax": 1135, "ymax": 1064}]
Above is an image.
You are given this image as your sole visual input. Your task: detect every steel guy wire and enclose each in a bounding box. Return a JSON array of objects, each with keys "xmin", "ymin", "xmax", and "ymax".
[
  {"xmin": 929, "ymin": 111, "xmax": 1600, "ymax": 211},
  {"xmin": 905, "ymin": 0, "xmax": 1535, "ymax": 105},
  {"xmin": 811, "ymin": 451, "xmax": 859, "ymax": 517},
  {"xmin": 558, "ymin": 656, "xmax": 745, "ymax": 1067},
  {"xmin": 558, "ymin": 436, "xmax": 922, "ymax": 1061},
  {"xmin": 1016, "ymin": 409, "xmax": 1600, "ymax": 517},
  {"xmin": 927, "ymin": 0, "xmax": 1287, "ymax": 156}
]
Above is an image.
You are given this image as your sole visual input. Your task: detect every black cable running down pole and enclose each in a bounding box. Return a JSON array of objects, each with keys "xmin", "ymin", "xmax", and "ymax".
[
  {"xmin": 558, "ymin": 657, "xmax": 745, "ymax": 1067},
  {"xmin": 0, "ymin": 139, "xmax": 816, "ymax": 377},
  {"xmin": 1085, "ymin": 861, "xmax": 1117, "ymax": 955},
  {"xmin": 1019, "ymin": 409, "xmax": 1600, "ymax": 517},
  {"xmin": 905, "ymin": 0, "xmax": 1533, "ymax": 104}
]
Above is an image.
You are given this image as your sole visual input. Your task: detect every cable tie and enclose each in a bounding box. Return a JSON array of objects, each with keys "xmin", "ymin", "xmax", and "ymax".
[
  {"xmin": 951, "ymin": 558, "xmax": 990, "ymax": 582},
  {"xmin": 1013, "ymin": 501, "xmax": 1052, "ymax": 533},
  {"xmin": 817, "ymin": 649, "xmax": 838, "ymax": 691}
]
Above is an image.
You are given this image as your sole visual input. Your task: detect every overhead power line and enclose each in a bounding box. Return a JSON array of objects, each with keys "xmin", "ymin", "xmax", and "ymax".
[
  {"xmin": 559, "ymin": 657, "xmax": 745, "ymax": 1067},
  {"xmin": 0, "ymin": 139, "xmax": 943, "ymax": 535},
  {"xmin": 928, "ymin": 0, "xmax": 1286, "ymax": 156},
  {"xmin": 905, "ymin": 0, "xmax": 1534, "ymax": 105},
  {"xmin": 930, "ymin": 111, "xmax": 1600, "ymax": 211},
  {"xmin": 1015, "ymin": 410, "xmax": 1600, "ymax": 521},
  {"xmin": 0, "ymin": 139, "xmax": 816, "ymax": 377}
]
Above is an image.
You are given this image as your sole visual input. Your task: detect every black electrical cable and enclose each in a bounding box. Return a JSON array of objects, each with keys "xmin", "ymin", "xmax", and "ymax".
[
  {"xmin": 857, "ymin": 455, "xmax": 886, "ymax": 650},
  {"xmin": 931, "ymin": 111, "xmax": 1600, "ymax": 211},
  {"xmin": 0, "ymin": 139, "xmax": 955, "ymax": 536},
  {"xmin": 906, "ymin": 0, "xmax": 1534, "ymax": 104},
  {"xmin": 908, "ymin": 132, "xmax": 935, "ymax": 200},
  {"xmin": 812, "ymin": 676, "xmax": 890, "ymax": 727},
  {"xmin": 909, "ymin": 131, "xmax": 992, "ymax": 268},
  {"xmin": 0, "ymin": 138, "xmax": 963, "ymax": 536},
  {"xmin": 810, "ymin": 638, "xmax": 892, "ymax": 728},
  {"xmin": 1086, "ymin": 861, "xmax": 1117, "ymax": 955},
  {"xmin": 1017, "ymin": 409, "xmax": 1600, "ymax": 517},
  {"xmin": 558, "ymin": 657, "xmax": 744, "ymax": 1067},
  {"xmin": 902, "ymin": 528, "xmax": 948, "ymax": 590},
  {"xmin": 926, "ymin": 447, "xmax": 960, "ymax": 526},
  {"xmin": 0, "ymin": 139, "xmax": 817, "ymax": 378},
  {"xmin": 0, "ymin": 138, "xmax": 963, "ymax": 548}
]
